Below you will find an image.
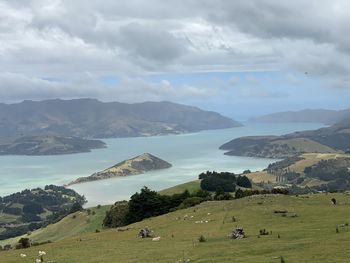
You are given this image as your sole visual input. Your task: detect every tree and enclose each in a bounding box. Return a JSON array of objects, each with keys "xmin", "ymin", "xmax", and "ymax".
[
  {"xmin": 103, "ymin": 201, "xmax": 129, "ymax": 228},
  {"xmin": 126, "ymin": 187, "xmax": 166, "ymax": 224},
  {"xmin": 200, "ymin": 171, "xmax": 237, "ymax": 192},
  {"xmin": 70, "ymin": 202, "xmax": 83, "ymax": 213},
  {"xmin": 237, "ymin": 176, "xmax": 252, "ymax": 188},
  {"xmin": 23, "ymin": 202, "xmax": 44, "ymax": 214}
]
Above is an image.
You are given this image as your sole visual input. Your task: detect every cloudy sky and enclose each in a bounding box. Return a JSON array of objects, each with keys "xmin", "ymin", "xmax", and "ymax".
[{"xmin": 1, "ymin": 0, "xmax": 350, "ymax": 119}]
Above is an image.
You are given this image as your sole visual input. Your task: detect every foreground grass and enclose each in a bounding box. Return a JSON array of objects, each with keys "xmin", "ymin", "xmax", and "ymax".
[{"xmin": 2, "ymin": 193, "xmax": 350, "ymax": 262}]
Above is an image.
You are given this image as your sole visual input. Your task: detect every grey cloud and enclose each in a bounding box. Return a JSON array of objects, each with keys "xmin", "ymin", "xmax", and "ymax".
[
  {"xmin": 1, "ymin": 0, "xmax": 350, "ymax": 103},
  {"xmin": 117, "ymin": 22, "xmax": 187, "ymax": 63}
]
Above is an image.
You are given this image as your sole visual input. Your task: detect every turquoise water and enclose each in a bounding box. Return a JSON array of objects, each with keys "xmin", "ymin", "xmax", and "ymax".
[{"xmin": 0, "ymin": 123, "xmax": 324, "ymax": 206}]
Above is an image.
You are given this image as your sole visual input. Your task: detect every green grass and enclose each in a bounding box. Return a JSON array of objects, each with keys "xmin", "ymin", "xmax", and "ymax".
[
  {"xmin": 159, "ymin": 180, "xmax": 201, "ymax": 195},
  {"xmin": 2, "ymin": 193, "xmax": 350, "ymax": 262},
  {"xmin": 0, "ymin": 205, "xmax": 110, "ymax": 247}
]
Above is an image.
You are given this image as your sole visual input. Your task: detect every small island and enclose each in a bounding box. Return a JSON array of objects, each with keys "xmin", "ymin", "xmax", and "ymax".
[
  {"xmin": 0, "ymin": 135, "xmax": 106, "ymax": 156},
  {"xmin": 67, "ymin": 153, "xmax": 172, "ymax": 185}
]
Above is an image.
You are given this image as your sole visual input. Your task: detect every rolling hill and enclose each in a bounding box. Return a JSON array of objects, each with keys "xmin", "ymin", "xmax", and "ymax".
[
  {"xmin": 220, "ymin": 118, "xmax": 350, "ymax": 158},
  {"xmin": 1, "ymin": 193, "xmax": 350, "ymax": 262}
]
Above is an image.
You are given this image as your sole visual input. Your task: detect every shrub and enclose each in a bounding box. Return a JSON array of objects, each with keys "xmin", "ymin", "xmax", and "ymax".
[
  {"xmin": 179, "ymin": 197, "xmax": 204, "ymax": 209},
  {"xmin": 214, "ymin": 189, "xmax": 233, "ymax": 200},
  {"xmin": 198, "ymin": 235, "xmax": 206, "ymax": 242},
  {"xmin": 237, "ymin": 176, "xmax": 252, "ymax": 188},
  {"xmin": 18, "ymin": 237, "xmax": 31, "ymax": 249},
  {"xmin": 70, "ymin": 202, "xmax": 83, "ymax": 213}
]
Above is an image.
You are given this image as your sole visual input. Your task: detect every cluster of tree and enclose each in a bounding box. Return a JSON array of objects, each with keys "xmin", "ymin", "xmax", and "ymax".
[
  {"xmin": 304, "ymin": 158, "xmax": 350, "ymax": 182},
  {"xmin": 199, "ymin": 171, "xmax": 252, "ymax": 192},
  {"xmin": 0, "ymin": 185, "xmax": 85, "ymax": 240},
  {"xmin": 266, "ymin": 156, "xmax": 304, "ymax": 174},
  {"xmin": 103, "ymin": 187, "xmax": 211, "ymax": 228}
]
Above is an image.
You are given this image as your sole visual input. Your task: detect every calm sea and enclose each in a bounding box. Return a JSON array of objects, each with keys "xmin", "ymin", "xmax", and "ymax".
[{"xmin": 0, "ymin": 123, "xmax": 324, "ymax": 206}]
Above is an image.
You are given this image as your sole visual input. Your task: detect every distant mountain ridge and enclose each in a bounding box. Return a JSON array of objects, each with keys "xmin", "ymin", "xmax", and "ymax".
[
  {"xmin": 0, "ymin": 135, "xmax": 106, "ymax": 155},
  {"xmin": 68, "ymin": 153, "xmax": 172, "ymax": 185},
  {"xmin": 251, "ymin": 108, "xmax": 350, "ymax": 125},
  {"xmin": 220, "ymin": 118, "xmax": 350, "ymax": 158},
  {"xmin": 0, "ymin": 99, "xmax": 241, "ymax": 138}
]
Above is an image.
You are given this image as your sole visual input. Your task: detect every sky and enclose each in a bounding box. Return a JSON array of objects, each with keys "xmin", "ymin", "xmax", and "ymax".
[{"xmin": 0, "ymin": 0, "xmax": 350, "ymax": 120}]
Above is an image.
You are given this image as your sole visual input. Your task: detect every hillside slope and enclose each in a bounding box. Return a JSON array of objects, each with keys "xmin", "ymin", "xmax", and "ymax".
[
  {"xmin": 220, "ymin": 118, "xmax": 350, "ymax": 158},
  {"xmin": 252, "ymin": 108, "xmax": 350, "ymax": 125},
  {"xmin": 0, "ymin": 205, "xmax": 110, "ymax": 247},
  {"xmin": 1, "ymin": 194, "xmax": 350, "ymax": 262},
  {"xmin": 0, "ymin": 99, "xmax": 241, "ymax": 138}
]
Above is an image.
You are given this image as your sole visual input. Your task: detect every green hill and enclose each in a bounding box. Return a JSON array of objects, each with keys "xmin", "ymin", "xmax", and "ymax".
[
  {"xmin": 2, "ymin": 193, "xmax": 350, "ymax": 262},
  {"xmin": 0, "ymin": 205, "xmax": 110, "ymax": 247}
]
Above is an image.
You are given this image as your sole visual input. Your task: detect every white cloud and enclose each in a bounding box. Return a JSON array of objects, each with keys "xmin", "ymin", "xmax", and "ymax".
[{"xmin": 0, "ymin": 0, "xmax": 350, "ymax": 102}]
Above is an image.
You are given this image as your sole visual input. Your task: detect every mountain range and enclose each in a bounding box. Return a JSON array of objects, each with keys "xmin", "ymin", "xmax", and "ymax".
[{"xmin": 0, "ymin": 99, "xmax": 240, "ymax": 138}]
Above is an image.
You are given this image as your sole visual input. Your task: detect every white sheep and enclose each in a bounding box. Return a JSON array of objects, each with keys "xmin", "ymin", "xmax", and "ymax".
[{"xmin": 152, "ymin": 236, "xmax": 161, "ymax": 241}]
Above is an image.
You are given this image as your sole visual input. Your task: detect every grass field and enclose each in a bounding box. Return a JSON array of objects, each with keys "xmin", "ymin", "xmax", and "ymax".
[
  {"xmin": 159, "ymin": 180, "xmax": 201, "ymax": 195},
  {"xmin": 2, "ymin": 193, "xmax": 350, "ymax": 262}
]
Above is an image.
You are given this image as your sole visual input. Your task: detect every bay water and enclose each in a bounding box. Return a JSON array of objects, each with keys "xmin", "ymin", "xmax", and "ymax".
[{"xmin": 0, "ymin": 123, "xmax": 324, "ymax": 206}]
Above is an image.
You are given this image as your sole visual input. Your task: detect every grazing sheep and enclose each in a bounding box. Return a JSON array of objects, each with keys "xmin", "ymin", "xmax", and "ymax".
[{"xmin": 152, "ymin": 236, "xmax": 161, "ymax": 241}]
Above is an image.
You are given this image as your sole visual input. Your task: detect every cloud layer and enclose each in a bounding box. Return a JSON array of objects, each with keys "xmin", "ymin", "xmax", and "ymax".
[{"xmin": 0, "ymin": 0, "xmax": 350, "ymax": 103}]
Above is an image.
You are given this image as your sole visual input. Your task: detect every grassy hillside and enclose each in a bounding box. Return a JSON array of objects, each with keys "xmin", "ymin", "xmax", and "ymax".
[
  {"xmin": 159, "ymin": 180, "xmax": 201, "ymax": 195},
  {"xmin": 220, "ymin": 118, "xmax": 350, "ymax": 158},
  {"xmin": 0, "ymin": 205, "xmax": 110, "ymax": 247},
  {"xmin": 2, "ymin": 193, "xmax": 350, "ymax": 262},
  {"xmin": 246, "ymin": 153, "xmax": 349, "ymax": 185}
]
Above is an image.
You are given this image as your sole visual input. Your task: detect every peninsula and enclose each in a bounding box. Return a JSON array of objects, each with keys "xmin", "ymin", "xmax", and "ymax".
[{"xmin": 67, "ymin": 153, "xmax": 172, "ymax": 185}]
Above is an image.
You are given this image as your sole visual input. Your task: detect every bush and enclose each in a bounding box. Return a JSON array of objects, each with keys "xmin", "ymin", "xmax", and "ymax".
[
  {"xmin": 178, "ymin": 197, "xmax": 204, "ymax": 209},
  {"xmin": 18, "ymin": 237, "xmax": 30, "ymax": 249},
  {"xmin": 214, "ymin": 189, "xmax": 233, "ymax": 200},
  {"xmin": 237, "ymin": 176, "xmax": 252, "ymax": 188},
  {"xmin": 198, "ymin": 235, "xmax": 206, "ymax": 242},
  {"xmin": 70, "ymin": 202, "xmax": 83, "ymax": 213}
]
